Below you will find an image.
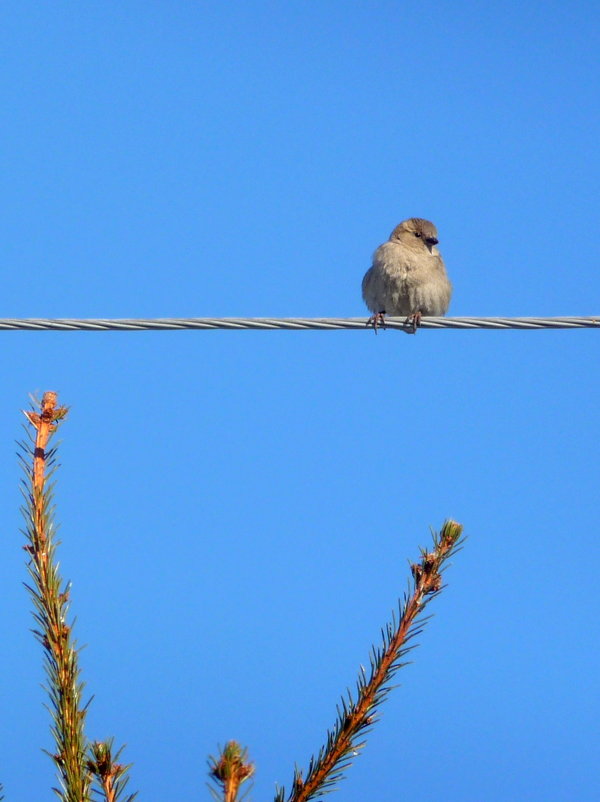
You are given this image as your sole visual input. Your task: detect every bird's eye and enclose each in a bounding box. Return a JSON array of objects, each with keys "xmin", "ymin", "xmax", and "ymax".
[{"xmin": 414, "ymin": 232, "xmax": 421, "ymax": 238}]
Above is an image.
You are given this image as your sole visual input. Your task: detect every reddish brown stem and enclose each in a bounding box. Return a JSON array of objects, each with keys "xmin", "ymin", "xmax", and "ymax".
[
  {"xmin": 23, "ymin": 393, "xmax": 90, "ymax": 801},
  {"xmin": 289, "ymin": 522, "xmax": 461, "ymax": 802},
  {"xmin": 209, "ymin": 741, "xmax": 254, "ymax": 802}
]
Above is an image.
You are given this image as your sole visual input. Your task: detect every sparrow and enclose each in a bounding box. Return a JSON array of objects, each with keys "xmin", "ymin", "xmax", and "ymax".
[{"xmin": 362, "ymin": 218, "xmax": 452, "ymax": 332}]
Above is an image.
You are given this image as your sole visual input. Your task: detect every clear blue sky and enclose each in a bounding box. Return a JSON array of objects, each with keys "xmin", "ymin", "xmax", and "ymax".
[{"xmin": 1, "ymin": 2, "xmax": 599, "ymax": 800}]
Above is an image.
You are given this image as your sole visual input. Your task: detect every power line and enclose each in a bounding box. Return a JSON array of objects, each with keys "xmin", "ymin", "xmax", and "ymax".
[{"xmin": 0, "ymin": 316, "xmax": 598, "ymax": 332}]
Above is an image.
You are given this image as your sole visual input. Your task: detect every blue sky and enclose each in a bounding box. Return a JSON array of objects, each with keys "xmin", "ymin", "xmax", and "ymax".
[{"xmin": 1, "ymin": 2, "xmax": 599, "ymax": 800}]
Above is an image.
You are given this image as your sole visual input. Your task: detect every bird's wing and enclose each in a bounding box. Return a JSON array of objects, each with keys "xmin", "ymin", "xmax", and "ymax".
[{"xmin": 362, "ymin": 265, "xmax": 379, "ymax": 312}]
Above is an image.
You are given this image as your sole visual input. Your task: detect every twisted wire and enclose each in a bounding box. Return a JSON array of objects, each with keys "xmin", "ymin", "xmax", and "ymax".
[{"xmin": 0, "ymin": 316, "xmax": 598, "ymax": 332}]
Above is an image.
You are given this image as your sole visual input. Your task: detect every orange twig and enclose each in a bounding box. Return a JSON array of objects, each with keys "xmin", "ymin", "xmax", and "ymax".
[
  {"xmin": 22, "ymin": 392, "xmax": 91, "ymax": 802},
  {"xmin": 283, "ymin": 520, "xmax": 463, "ymax": 802},
  {"xmin": 209, "ymin": 741, "xmax": 254, "ymax": 802}
]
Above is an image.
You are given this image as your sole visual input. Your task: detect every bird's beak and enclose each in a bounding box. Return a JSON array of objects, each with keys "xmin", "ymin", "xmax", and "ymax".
[{"xmin": 425, "ymin": 236, "xmax": 438, "ymax": 253}]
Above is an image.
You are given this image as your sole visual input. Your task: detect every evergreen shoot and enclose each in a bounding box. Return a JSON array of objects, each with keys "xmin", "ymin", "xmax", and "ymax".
[
  {"xmin": 273, "ymin": 520, "xmax": 464, "ymax": 802},
  {"xmin": 19, "ymin": 391, "xmax": 136, "ymax": 802}
]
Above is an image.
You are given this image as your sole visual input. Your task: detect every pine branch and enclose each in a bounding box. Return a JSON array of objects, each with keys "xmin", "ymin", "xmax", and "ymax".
[
  {"xmin": 20, "ymin": 391, "xmax": 90, "ymax": 802},
  {"xmin": 274, "ymin": 520, "xmax": 464, "ymax": 802},
  {"xmin": 87, "ymin": 740, "xmax": 137, "ymax": 802},
  {"xmin": 208, "ymin": 741, "xmax": 254, "ymax": 802},
  {"xmin": 19, "ymin": 392, "xmax": 138, "ymax": 802}
]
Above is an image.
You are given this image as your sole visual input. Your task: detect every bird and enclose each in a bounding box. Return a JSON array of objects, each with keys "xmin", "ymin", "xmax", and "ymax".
[{"xmin": 362, "ymin": 218, "xmax": 452, "ymax": 332}]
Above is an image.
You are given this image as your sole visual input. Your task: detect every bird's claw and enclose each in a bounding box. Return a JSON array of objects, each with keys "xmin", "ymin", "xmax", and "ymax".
[
  {"xmin": 404, "ymin": 311, "xmax": 422, "ymax": 334},
  {"xmin": 366, "ymin": 312, "xmax": 386, "ymax": 334}
]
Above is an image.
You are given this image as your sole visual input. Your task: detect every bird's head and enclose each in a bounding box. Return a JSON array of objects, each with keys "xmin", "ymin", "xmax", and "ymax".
[{"xmin": 390, "ymin": 218, "xmax": 439, "ymax": 253}]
